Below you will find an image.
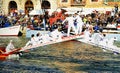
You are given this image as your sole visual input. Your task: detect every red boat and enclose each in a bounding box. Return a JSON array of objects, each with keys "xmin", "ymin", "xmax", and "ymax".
[
  {"xmin": 117, "ymin": 24, "xmax": 120, "ymax": 30},
  {"xmin": 0, "ymin": 47, "xmax": 21, "ymax": 61}
]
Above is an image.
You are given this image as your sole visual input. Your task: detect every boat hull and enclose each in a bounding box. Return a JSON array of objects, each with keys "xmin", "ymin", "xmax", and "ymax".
[
  {"xmin": 117, "ymin": 25, "xmax": 120, "ymax": 30},
  {"xmin": 0, "ymin": 25, "xmax": 20, "ymax": 36},
  {"xmin": 0, "ymin": 47, "xmax": 7, "ymax": 60},
  {"xmin": 0, "ymin": 47, "xmax": 21, "ymax": 61},
  {"xmin": 26, "ymin": 29, "xmax": 50, "ymax": 38}
]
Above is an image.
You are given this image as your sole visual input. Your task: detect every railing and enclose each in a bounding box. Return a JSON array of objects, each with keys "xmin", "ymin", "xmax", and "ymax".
[
  {"xmin": 105, "ymin": 0, "xmax": 120, "ymax": 2},
  {"xmin": 71, "ymin": 1, "xmax": 86, "ymax": 6}
]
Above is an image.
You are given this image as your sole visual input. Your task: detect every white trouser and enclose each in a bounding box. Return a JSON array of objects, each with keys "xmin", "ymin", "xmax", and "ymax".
[
  {"xmin": 67, "ymin": 24, "xmax": 77, "ymax": 36},
  {"xmin": 76, "ymin": 23, "xmax": 82, "ymax": 34}
]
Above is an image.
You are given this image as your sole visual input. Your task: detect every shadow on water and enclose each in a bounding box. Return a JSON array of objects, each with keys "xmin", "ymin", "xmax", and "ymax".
[
  {"xmin": 0, "ymin": 49, "xmax": 120, "ymax": 73},
  {"xmin": 21, "ymin": 49, "xmax": 120, "ymax": 72},
  {"xmin": 73, "ymin": 60, "xmax": 120, "ymax": 73},
  {"xmin": 0, "ymin": 60, "xmax": 63, "ymax": 73}
]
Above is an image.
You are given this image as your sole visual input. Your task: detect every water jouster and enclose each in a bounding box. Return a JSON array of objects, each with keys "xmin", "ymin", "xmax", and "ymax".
[{"xmin": 77, "ymin": 29, "xmax": 120, "ymax": 55}]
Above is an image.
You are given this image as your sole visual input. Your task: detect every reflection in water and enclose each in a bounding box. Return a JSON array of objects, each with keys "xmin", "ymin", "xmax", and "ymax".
[{"xmin": 0, "ymin": 37, "xmax": 120, "ymax": 73}]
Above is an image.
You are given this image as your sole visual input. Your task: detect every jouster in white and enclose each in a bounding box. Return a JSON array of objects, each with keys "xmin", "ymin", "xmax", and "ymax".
[
  {"xmin": 62, "ymin": 14, "xmax": 77, "ymax": 36},
  {"xmin": 84, "ymin": 28, "xmax": 91, "ymax": 42},
  {"xmin": 74, "ymin": 13, "xmax": 84, "ymax": 34}
]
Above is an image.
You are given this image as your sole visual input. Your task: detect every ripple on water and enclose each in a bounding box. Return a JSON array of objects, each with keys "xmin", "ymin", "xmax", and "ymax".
[{"xmin": 0, "ymin": 37, "xmax": 120, "ymax": 72}]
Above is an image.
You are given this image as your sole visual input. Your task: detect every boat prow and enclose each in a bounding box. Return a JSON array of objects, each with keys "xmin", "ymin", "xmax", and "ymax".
[
  {"xmin": 26, "ymin": 28, "xmax": 50, "ymax": 38},
  {"xmin": 0, "ymin": 25, "xmax": 21, "ymax": 36},
  {"xmin": 0, "ymin": 47, "xmax": 21, "ymax": 60}
]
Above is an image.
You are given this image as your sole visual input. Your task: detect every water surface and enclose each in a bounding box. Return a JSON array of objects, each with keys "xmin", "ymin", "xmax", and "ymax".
[{"xmin": 0, "ymin": 36, "xmax": 120, "ymax": 73}]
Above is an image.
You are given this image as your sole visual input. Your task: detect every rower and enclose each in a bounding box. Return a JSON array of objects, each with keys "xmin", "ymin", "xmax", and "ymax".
[
  {"xmin": 98, "ymin": 33, "xmax": 108, "ymax": 51},
  {"xmin": 84, "ymin": 28, "xmax": 92, "ymax": 42},
  {"xmin": 5, "ymin": 40, "xmax": 15, "ymax": 53},
  {"xmin": 25, "ymin": 34, "xmax": 37, "ymax": 47},
  {"xmin": 50, "ymin": 28, "xmax": 63, "ymax": 41},
  {"xmin": 35, "ymin": 33, "xmax": 43, "ymax": 44},
  {"xmin": 107, "ymin": 37, "xmax": 117, "ymax": 47}
]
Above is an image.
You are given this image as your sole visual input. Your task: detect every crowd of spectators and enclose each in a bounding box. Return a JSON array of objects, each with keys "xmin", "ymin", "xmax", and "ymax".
[{"xmin": 0, "ymin": 6, "xmax": 120, "ymax": 33}]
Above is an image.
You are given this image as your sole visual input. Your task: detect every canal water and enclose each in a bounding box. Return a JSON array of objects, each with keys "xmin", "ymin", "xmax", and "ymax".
[{"xmin": 0, "ymin": 36, "xmax": 120, "ymax": 73}]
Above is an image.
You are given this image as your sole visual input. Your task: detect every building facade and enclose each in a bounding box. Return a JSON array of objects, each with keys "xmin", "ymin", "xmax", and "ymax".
[
  {"xmin": 2, "ymin": 0, "xmax": 58, "ymax": 14},
  {"xmin": 1, "ymin": 0, "xmax": 120, "ymax": 15}
]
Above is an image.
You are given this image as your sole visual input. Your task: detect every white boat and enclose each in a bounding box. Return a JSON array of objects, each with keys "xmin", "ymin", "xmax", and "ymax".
[
  {"xmin": 105, "ymin": 23, "xmax": 120, "ymax": 30},
  {"xmin": 26, "ymin": 28, "xmax": 50, "ymax": 38},
  {"xmin": 103, "ymin": 30, "xmax": 120, "ymax": 33},
  {"xmin": 20, "ymin": 34, "xmax": 84, "ymax": 52},
  {"xmin": 103, "ymin": 24, "xmax": 120, "ymax": 33},
  {"xmin": 106, "ymin": 24, "xmax": 116, "ymax": 29},
  {"xmin": 0, "ymin": 25, "xmax": 21, "ymax": 36}
]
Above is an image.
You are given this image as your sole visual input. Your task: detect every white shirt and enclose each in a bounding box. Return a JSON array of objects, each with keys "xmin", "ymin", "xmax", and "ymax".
[
  {"xmin": 62, "ymin": 16, "xmax": 74, "ymax": 25},
  {"xmin": 5, "ymin": 41, "xmax": 15, "ymax": 53},
  {"xmin": 50, "ymin": 29, "xmax": 62, "ymax": 40},
  {"xmin": 84, "ymin": 29, "xmax": 91, "ymax": 41},
  {"xmin": 74, "ymin": 15, "xmax": 83, "ymax": 25}
]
